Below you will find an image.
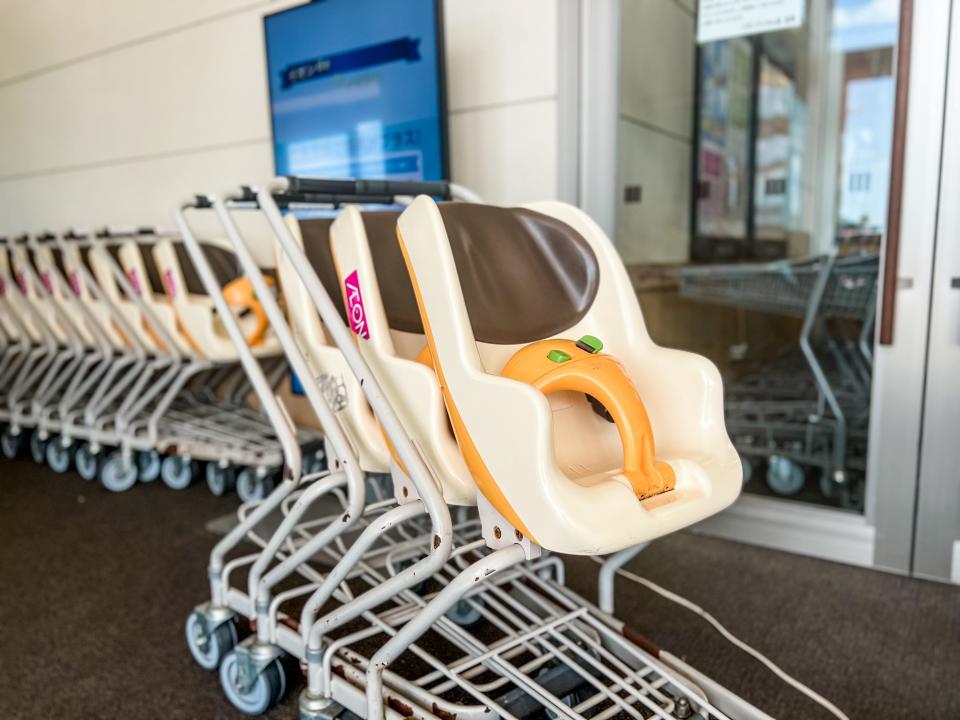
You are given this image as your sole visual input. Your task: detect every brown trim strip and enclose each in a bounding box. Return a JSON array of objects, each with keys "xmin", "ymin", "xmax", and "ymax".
[{"xmin": 880, "ymin": 0, "xmax": 915, "ymax": 345}]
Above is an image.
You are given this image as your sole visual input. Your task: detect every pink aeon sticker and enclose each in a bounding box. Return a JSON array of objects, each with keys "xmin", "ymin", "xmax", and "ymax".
[
  {"xmin": 127, "ymin": 269, "xmax": 142, "ymax": 296},
  {"xmin": 69, "ymin": 272, "xmax": 82, "ymax": 296},
  {"xmin": 41, "ymin": 271, "xmax": 53, "ymax": 293},
  {"xmin": 343, "ymin": 270, "xmax": 370, "ymax": 340},
  {"xmin": 16, "ymin": 272, "xmax": 27, "ymax": 294},
  {"xmin": 162, "ymin": 269, "xmax": 177, "ymax": 299}
]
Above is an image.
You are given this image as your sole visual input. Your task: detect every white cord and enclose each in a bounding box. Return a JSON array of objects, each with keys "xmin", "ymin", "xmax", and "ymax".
[{"xmin": 592, "ymin": 557, "xmax": 850, "ymax": 720}]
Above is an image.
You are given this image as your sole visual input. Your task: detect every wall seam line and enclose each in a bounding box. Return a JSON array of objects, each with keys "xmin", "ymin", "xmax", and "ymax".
[
  {"xmin": 0, "ymin": 137, "xmax": 270, "ymax": 183},
  {"xmin": 619, "ymin": 112, "xmax": 692, "ymax": 145},
  {"xmin": 448, "ymin": 94, "xmax": 557, "ymax": 116},
  {"xmin": 0, "ymin": 0, "xmax": 279, "ymax": 88}
]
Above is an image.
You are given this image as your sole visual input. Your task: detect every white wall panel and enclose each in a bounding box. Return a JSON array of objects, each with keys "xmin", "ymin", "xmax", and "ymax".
[
  {"xmin": 449, "ymin": 99, "xmax": 558, "ymax": 205},
  {"xmin": 0, "ymin": 140, "xmax": 271, "ymax": 236},
  {"xmin": 615, "ymin": 118, "xmax": 690, "ymax": 264},
  {"xmin": 0, "ymin": 0, "xmax": 288, "ymax": 83},
  {"xmin": 0, "ymin": 5, "xmax": 276, "ymax": 176},
  {"xmin": 443, "ymin": 0, "xmax": 558, "ymax": 111},
  {"xmin": 620, "ymin": 0, "xmax": 694, "ymax": 137},
  {"xmin": 0, "ymin": 0, "xmax": 564, "ymax": 232}
]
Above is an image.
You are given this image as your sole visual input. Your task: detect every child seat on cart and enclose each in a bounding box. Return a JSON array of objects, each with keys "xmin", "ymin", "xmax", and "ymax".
[
  {"xmin": 276, "ymin": 215, "xmax": 392, "ymax": 472},
  {"xmin": 329, "ymin": 206, "xmax": 475, "ymax": 505},
  {"xmin": 396, "ymin": 198, "xmax": 742, "ymax": 554},
  {"xmin": 152, "ymin": 238, "xmax": 280, "ymax": 361},
  {"xmin": 10, "ymin": 242, "xmax": 67, "ymax": 344}
]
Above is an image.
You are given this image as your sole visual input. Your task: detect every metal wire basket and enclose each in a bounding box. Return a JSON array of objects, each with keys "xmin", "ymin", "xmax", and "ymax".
[{"xmin": 678, "ymin": 254, "xmax": 879, "ymax": 321}]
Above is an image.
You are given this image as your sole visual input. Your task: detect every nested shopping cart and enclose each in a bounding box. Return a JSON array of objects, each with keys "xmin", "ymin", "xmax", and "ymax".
[
  {"xmin": 679, "ymin": 254, "xmax": 879, "ymax": 506},
  {"xmin": 180, "ymin": 177, "xmax": 760, "ymax": 720}
]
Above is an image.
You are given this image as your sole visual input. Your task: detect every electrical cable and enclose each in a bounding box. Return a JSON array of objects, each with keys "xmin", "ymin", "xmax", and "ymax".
[{"xmin": 591, "ymin": 556, "xmax": 850, "ymax": 720}]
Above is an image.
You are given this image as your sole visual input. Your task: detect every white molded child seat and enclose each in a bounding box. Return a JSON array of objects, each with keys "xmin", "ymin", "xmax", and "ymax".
[
  {"xmin": 9, "ymin": 245, "xmax": 67, "ymax": 344},
  {"xmin": 276, "ymin": 215, "xmax": 390, "ymax": 472},
  {"xmin": 152, "ymin": 238, "xmax": 280, "ymax": 361},
  {"xmin": 89, "ymin": 241, "xmax": 169, "ymax": 352},
  {"xmin": 32, "ymin": 244, "xmax": 95, "ymax": 346},
  {"xmin": 0, "ymin": 246, "xmax": 41, "ymax": 343},
  {"xmin": 329, "ymin": 206, "xmax": 474, "ymax": 505},
  {"xmin": 59, "ymin": 243, "xmax": 129, "ymax": 350},
  {"xmin": 396, "ymin": 197, "xmax": 742, "ymax": 555}
]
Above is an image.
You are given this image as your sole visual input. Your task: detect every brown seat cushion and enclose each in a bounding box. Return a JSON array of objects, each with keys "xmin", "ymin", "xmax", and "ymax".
[
  {"xmin": 298, "ymin": 218, "xmax": 347, "ymax": 326},
  {"xmin": 302, "ymin": 205, "xmax": 599, "ymax": 345},
  {"xmin": 437, "ymin": 204, "xmax": 599, "ymax": 344}
]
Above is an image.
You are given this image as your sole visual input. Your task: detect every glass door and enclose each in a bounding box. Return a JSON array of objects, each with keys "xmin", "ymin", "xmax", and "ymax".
[{"xmin": 596, "ymin": 0, "xmax": 951, "ymax": 566}]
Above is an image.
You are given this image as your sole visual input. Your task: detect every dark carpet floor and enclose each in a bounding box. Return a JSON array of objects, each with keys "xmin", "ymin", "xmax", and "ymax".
[{"xmin": 0, "ymin": 458, "xmax": 957, "ymax": 720}]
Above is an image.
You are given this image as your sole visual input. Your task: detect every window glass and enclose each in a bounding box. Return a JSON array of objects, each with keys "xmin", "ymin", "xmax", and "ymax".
[{"xmin": 616, "ymin": 0, "xmax": 899, "ymax": 513}]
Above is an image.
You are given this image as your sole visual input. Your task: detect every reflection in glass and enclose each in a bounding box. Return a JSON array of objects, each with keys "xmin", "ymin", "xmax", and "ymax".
[{"xmin": 616, "ymin": 0, "xmax": 899, "ymax": 513}]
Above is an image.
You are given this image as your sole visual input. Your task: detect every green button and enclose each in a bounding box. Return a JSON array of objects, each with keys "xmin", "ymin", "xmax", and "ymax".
[
  {"xmin": 576, "ymin": 334, "xmax": 603, "ymax": 354},
  {"xmin": 547, "ymin": 349, "xmax": 571, "ymax": 363}
]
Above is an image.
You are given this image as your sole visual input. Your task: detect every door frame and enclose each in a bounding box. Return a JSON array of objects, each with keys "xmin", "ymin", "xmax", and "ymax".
[{"xmin": 910, "ymin": 0, "xmax": 960, "ymax": 583}]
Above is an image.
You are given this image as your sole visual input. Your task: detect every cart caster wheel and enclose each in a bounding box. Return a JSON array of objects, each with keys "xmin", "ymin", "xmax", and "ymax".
[
  {"xmin": 766, "ymin": 455, "xmax": 805, "ymax": 496},
  {"xmin": 75, "ymin": 444, "xmax": 101, "ymax": 481},
  {"xmin": 206, "ymin": 463, "xmax": 237, "ymax": 497},
  {"xmin": 137, "ymin": 450, "xmax": 162, "ymax": 483},
  {"xmin": 236, "ymin": 468, "xmax": 273, "ymax": 502},
  {"xmin": 29, "ymin": 431, "xmax": 47, "ymax": 464},
  {"xmin": 100, "ymin": 452, "xmax": 139, "ymax": 492},
  {"xmin": 46, "ymin": 436, "xmax": 74, "ymax": 473},
  {"xmin": 1, "ymin": 428, "xmax": 25, "ymax": 459},
  {"xmin": 446, "ymin": 598, "xmax": 483, "ymax": 626},
  {"xmin": 740, "ymin": 454, "xmax": 753, "ymax": 486},
  {"xmin": 219, "ymin": 652, "xmax": 285, "ymax": 715},
  {"xmin": 161, "ymin": 455, "xmax": 196, "ymax": 490},
  {"xmin": 185, "ymin": 612, "xmax": 238, "ymax": 671}
]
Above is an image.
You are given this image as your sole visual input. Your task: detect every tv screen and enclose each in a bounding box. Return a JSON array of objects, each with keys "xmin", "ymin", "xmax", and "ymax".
[{"xmin": 263, "ymin": 0, "xmax": 447, "ymax": 182}]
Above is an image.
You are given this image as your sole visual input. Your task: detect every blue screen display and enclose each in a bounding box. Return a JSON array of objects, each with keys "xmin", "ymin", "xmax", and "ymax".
[{"xmin": 264, "ymin": 0, "xmax": 445, "ymax": 182}]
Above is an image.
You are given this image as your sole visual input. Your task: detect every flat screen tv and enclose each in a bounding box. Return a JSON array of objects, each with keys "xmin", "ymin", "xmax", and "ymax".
[{"xmin": 263, "ymin": 0, "xmax": 448, "ymax": 182}]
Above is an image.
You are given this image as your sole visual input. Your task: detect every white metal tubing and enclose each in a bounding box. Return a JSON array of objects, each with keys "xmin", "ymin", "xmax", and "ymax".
[
  {"xmin": 4, "ymin": 249, "xmax": 59, "ymax": 420},
  {"xmin": 92, "ymin": 233, "xmax": 182, "ymax": 358},
  {"xmin": 302, "ymin": 501, "xmax": 425, "ymax": 695},
  {"xmin": 364, "ymin": 544, "xmax": 527, "ymax": 720},
  {"xmin": 249, "ymin": 472, "xmax": 350, "ymax": 642},
  {"xmin": 83, "ymin": 234, "xmax": 175, "ymax": 426},
  {"xmin": 15, "ymin": 246, "xmax": 83, "ymax": 421},
  {"xmin": 26, "ymin": 237, "xmax": 87, "ymax": 349},
  {"xmin": 254, "ymin": 182, "xmax": 451, "ymax": 541},
  {"xmin": 597, "ymin": 543, "xmax": 647, "ymax": 614},
  {"xmin": 205, "ymin": 195, "xmax": 365, "ymax": 507},
  {"xmin": 43, "ymin": 236, "xmax": 114, "ymax": 419},
  {"xmin": 0, "ymin": 280, "xmax": 32, "ymax": 386},
  {"xmin": 175, "ymin": 203, "xmax": 302, "ymax": 479},
  {"xmin": 243, "ymin": 472, "xmax": 344, "ymax": 605},
  {"xmin": 171, "ymin": 216, "xmax": 302, "ymax": 603},
  {"xmin": 249, "ymin": 185, "xmax": 459, "ymax": 679},
  {"xmin": 448, "ymin": 182, "xmax": 484, "ymax": 204},
  {"xmin": 799, "ymin": 256, "xmax": 847, "ymax": 479},
  {"xmin": 59, "ymin": 236, "xmax": 147, "ymax": 435}
]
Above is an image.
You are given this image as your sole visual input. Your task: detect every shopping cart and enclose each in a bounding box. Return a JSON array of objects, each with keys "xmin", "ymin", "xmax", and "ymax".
[
  {"xmin": 0, "ymin": 226, "xmax": 323, "ymax": 498},
  {"xmin": 679, "ymin": 254, "xmax": 879, "ymax": 506},
  {"xmin": 180, "ymin": 177, "xmax": 763, "ymax": 720}
]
